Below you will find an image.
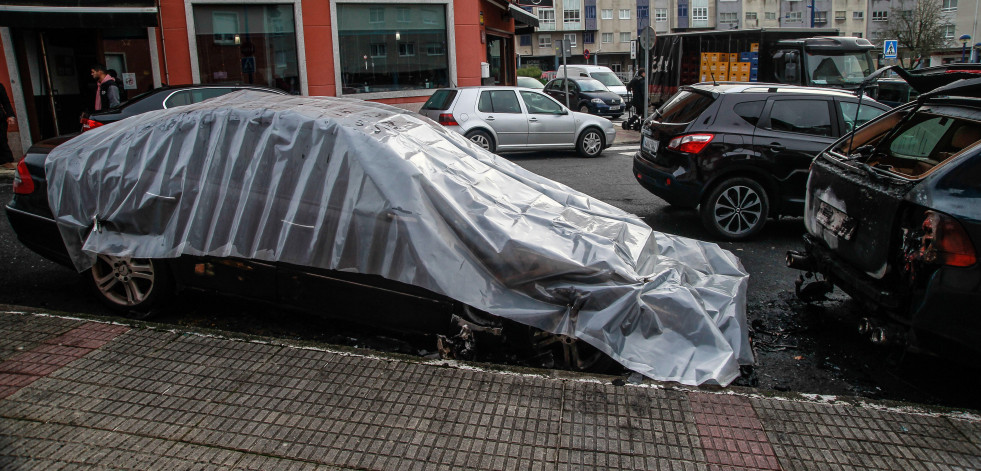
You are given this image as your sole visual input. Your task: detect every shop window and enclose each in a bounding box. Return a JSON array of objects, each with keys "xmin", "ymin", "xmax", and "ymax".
[
  {"xmin": 337, "ymin": 4, "xmax": 449, "ymax": 94},
  {"xmin": 192, "ymin": 4, "xmax": 301, "ymax": 94}
]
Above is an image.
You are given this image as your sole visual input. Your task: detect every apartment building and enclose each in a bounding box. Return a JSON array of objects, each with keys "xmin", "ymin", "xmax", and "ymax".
[{"xmin": 867, "ymin": 0, "xmax": 977, "ymax": 64}]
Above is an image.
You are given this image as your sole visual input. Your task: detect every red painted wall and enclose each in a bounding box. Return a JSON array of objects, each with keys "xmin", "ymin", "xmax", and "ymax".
[
  {"xmin": 158, "ymin": 0, "xmax": 193, "ymax": 85},
  {"xmin": 0, "ymin": 35, "xmax": 17, "ymax": 135},
  {"xmin": 301, "ymin": 1, "xmax": 335, "ymax": 97}
]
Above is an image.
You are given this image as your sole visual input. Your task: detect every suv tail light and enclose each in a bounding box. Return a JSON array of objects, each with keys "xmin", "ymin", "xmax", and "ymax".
[
  {"xmin": 13, "ymin": 159, "xmax": 35, "ymax": 195},
  {"xmin": 438, "ymin": 113, "xmax": 459, "ymax": 126},
  {"xmin": 666, "ymin": 134, "xmax": 714, "ymax": 154},
  {"xmin": 81, "ymin": 118, "xmax": 104, "ymax": 132},
  {"xmin": 919, "ymin": 210, "xmax": 976, "ymax": 267}
]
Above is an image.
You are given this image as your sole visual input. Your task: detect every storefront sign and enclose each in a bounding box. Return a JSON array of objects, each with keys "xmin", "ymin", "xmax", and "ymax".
[{"xmin": 515, "ymin": 0, "xmax": 554, "ymax": 7}]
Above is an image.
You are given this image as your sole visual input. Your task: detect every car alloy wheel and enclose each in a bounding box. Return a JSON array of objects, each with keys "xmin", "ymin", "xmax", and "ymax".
[
  {"xmin": 577, "ymin": 128, "xmax": 604, "ymax": 157},
  {"xmin": 88, "ymin": 255, "xmax": 172, "ymax": 313},
  {"xmin": 530, "ymin": 330, "xmax": 614, "ymax": 373},
  {"xmin": 579, "ymin": 105, "xmax": 590, "ymax": 113},
  {"xmin": 700, "ymin": 177, "xmax": 769, "ymax": 240},
  {"xmin": 465, "ymin": 129, "xmax": 495, "ymax": 153}
]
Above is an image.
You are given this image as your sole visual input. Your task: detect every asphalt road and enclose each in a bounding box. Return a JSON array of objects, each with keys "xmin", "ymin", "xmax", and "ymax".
[{"xmin": 2, "ymin": 145, "xmax": 978, "ymax": 410}]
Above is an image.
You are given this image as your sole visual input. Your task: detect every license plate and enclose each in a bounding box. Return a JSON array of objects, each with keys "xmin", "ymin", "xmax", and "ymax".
[
  {"xmin": 815, "ymin": 200, "xmax": 856, "ymax": 240},
  {"xmin": 642, "ymin": 137, "xmax": 658, "ymax": 154},
  {"xmin": 609, "ymin": 105, "xmax": 620, "ymax": 110}
]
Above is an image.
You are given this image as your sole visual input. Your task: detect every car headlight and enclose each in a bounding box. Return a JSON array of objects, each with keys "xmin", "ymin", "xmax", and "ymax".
[{"xmin": 591, "ymin": 98, "xmax": 603, "ymax": 104}]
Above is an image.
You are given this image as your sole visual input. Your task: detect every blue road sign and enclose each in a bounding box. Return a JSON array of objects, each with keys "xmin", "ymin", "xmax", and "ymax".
[{"xmin": 883, "ymin": 40, "xmax": 898, "ymax": 59}]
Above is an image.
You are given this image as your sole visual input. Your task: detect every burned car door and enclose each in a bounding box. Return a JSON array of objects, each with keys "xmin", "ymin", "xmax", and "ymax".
[{"xmin": 753, "ymin": 97, "xmax": 838, "ymax": 212}]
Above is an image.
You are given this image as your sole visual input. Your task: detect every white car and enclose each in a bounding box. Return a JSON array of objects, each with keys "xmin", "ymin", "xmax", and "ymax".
[{"xmin": 419, "ymin": 86, "xmax": 616, "ymax": 157}]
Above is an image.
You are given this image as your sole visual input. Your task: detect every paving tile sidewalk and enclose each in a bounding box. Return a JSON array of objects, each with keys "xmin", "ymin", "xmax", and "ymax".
[{"xmin": 0, "ymin": 311, "xmax": 978, "ymax": 470}]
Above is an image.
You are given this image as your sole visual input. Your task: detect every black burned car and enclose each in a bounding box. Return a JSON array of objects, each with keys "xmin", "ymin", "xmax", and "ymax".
[
  {"xmin": 789, "ymin": 71, "xmax": 981, "ymax": 359},
  {"xmin": 633, "ymin": 83, "xmax": 889, "ymax": 239},
  {"xmin": 7, "ymin": 91, "xmax": 752, "ymax": 386},
  {"xmin": 81, "ymin": 84, "xmax": 284, "ymax": 131}
]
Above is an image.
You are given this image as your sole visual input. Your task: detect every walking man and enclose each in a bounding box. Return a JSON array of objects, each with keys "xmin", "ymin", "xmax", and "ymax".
[
  {"xmin": 627, "ymin": 68, "xmax": 646, "ymax": 117},
  {"xmin": 0, "ymin": 82, "xmax": 16, "ymax": 170},
  {"xmin": 90, "ymin": 64, "xmax": 120, "ymax": 111}
]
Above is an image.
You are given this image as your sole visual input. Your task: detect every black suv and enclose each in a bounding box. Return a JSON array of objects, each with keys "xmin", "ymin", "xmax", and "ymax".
[
  {"xmin": 544, "ymin": 78, "xmax": 624, "ymax": 119},
  {"xmin": 633, "ymin": 83, "xmax": 890, "ymax": 239}
]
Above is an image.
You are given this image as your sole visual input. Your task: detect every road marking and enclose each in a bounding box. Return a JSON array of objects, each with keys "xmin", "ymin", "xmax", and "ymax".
[{"xmin": 607, "ymin": 145, "xmax": 638, "ymax": 152}]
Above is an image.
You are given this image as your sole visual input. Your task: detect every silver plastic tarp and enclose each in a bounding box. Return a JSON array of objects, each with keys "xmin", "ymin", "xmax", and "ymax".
[{"xmin": 46, "ymin": 91, "xmax": 752, "ymax": 386}]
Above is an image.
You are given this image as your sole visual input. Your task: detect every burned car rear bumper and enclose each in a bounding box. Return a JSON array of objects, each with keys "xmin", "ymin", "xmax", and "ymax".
[
  {"xmin": 793, "ymin": 234, "xmax": 981, "ymax": 356},
  {"xmin": 791, "ymin": 234, "xmax": 904, "ymax": 312}
]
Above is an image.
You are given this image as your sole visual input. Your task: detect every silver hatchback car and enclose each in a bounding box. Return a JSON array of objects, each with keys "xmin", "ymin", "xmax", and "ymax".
[{"xmin": 419, "ymin": 86, "xmax": 616, "ymax": 157}]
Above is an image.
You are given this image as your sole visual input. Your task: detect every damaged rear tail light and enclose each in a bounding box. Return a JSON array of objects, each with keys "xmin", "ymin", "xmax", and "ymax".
[
  {"xmin": 13, "ymin": 159, "xmax": 34, "ymax": 195},
  {"xmin": 81, "ymin": 119, "xmax": 104, "ymax": 132},
  {"xmin": 666, "ymin": 134, "xmax": 714, "ymax": 154},
  {"xmin": 920, "ymin": 211, "xmax": 976, "ymax": 267},
  {"xmin": 438, "ymin": 113, "xmax": 459, "ymax": 126}
]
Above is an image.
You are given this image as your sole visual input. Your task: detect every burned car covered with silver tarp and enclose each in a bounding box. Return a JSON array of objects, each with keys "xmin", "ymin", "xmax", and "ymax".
[
  {"xmin": 39, "ymin": 91, "xmax": 750, "ymax": 386},
  {"xmin": 789, "ymin": 69, "xmax": 981, "ymax": 359}
]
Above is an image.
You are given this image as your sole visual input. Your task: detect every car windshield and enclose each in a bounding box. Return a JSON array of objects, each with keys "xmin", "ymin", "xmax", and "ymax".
[
  {"xmin": 590, "ymin": 72, "xmax": 624, "ymax": 88},
  {"xmin": 807, "ymin": 51, "xmax": 873, "ymax": 85},
  {"xmin": 576, "ymin": 79, "xmax": 609, "ymax": 92}
]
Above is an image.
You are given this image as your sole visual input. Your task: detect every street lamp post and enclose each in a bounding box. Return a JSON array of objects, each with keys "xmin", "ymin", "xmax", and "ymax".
[{"xmin": 960, "ymin": 34, "xmax": 971, "ymax": 62}]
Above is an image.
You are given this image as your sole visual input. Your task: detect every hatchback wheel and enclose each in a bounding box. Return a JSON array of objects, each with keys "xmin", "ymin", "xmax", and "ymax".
[
  {"xmin": 465, "ymin": 129, "xmax": 495, "ymax": 153},
  {"xmin": 579, "ymin": 105, "xmax": 590, "ymax": 114},
  {"xmin": 700, "ymin": 177, "xmax": 769, "ymax": 240},
  {"xmin": 576, "ymin": 128, "xmax": 605, "ymax": 158},
  {"xmin": 88, "ymin": 255, "xmax": 172, "ymax": 314}
]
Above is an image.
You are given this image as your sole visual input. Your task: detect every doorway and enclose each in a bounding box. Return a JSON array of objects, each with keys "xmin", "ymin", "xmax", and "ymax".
[{"xmin": 486, "ymin": 33, "xmax": 515, "ymax": 86}]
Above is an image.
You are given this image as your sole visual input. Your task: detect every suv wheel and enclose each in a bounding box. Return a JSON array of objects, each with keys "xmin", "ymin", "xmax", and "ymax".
[
  {"xmin": 465, "ymin": 129, "xmax": 495, "ymax": 153},
  {"xmin": 577, "ymin": 128, "xmax": 605, "ymax": 158},
  {"xmin": 700, "ymin": 177, "xmax": 769, "ymax": 240}
]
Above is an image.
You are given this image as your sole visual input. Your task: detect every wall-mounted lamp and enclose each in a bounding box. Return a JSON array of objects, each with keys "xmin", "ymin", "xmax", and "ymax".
[{"xmin": 395, "ymin": 31, "xmax": 401, "ymax": 41}]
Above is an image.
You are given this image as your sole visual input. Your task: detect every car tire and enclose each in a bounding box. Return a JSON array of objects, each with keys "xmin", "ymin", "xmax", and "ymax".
[
  {"xmin": 87, "ymin": 255, "xmax": 174, "ymax": 315},
  {"xmin": 465, "ymin": 129, "xmax": 496, "ymax": 153},
  {"xmin": 579, "ymin": 104, "xmax": 590, "ymax": 114},
  {"xmin": 700, "ymin": 177, "xmax": 769, "ymax": 240},
  {"xmin": 576, "ymin": 127, "xmax": 605, "ymax": 158}
]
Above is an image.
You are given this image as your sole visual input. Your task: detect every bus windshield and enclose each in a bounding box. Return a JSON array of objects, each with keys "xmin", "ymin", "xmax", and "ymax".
[{"xmin": 807, "ymin": 50, "xmax": 873, "ymax": 86}]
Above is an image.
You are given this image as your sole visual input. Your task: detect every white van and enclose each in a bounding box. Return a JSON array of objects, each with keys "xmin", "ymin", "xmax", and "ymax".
[{"xmin": 554, "ymin": 65, "xmax": 630, "ymax": 102}]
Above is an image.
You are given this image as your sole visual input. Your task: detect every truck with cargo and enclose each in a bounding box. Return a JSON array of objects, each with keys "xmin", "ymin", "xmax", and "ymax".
[{"xmin": 648, "ymin": 29, "xmax": 876, "ymax": 105}]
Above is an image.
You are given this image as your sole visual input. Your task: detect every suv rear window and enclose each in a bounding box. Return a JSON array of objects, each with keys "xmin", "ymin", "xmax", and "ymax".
[
  {"xmin": 656, "ymin": 90, "xmax": 714, "ymax": 123},
  {"xmin": 422, "ymin": 90, "xmax": 458, "ymax": 110}
]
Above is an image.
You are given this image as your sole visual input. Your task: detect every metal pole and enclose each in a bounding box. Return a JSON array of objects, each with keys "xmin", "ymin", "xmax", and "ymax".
[
  {"xmin": 38, "ymin": 32, "xmax": 60, "ymax": 136},
  {"xmin": 810, "ymin": 0, "xmax": 815, "ymax": 28},
  {"xmin": 562, "ymin": 41, "xmax": 570, "ymax": 108},
  {"xmin": 973, "ymin": 0, "xmax": 979, "ymax": 62},
  {"xmin": 644, "ymin": 39, "xmax": 650, "ymax": 121}
]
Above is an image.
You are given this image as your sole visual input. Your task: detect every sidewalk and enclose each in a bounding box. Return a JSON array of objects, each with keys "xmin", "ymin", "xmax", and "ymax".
[{"xmin": 1, "ymin": 310, "xmax": 978, "ymax": 470}]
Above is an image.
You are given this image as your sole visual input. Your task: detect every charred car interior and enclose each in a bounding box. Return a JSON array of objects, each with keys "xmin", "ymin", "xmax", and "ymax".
[{"xmin": 789, "ymin": 74, "xmax": 981, "ymax": 359}]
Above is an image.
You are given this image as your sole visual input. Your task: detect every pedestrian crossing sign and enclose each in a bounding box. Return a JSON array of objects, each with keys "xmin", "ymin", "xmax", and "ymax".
[{"xmin": 883, "ymin": 40, "xmax": 898, "ymax": 59}]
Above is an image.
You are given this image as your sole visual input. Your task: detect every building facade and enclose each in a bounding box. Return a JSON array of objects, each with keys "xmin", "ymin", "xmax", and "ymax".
[{"xmin": 0, "ymin": 0, "xmax": 534, "ymax": 156}]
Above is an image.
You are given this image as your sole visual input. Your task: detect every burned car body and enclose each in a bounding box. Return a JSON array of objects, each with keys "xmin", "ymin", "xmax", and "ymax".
[
  {"xmin": 789, "ymin": 75, "xmax": 981, "ymax": 358},
  {"xmin": 6, "ymin": 91, "xmax": 751, "ymax": 386}
]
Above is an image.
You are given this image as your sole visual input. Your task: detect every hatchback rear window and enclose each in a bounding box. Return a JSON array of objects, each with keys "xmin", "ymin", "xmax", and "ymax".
[
  {"xmin": 422, "ymin": 90, "xmax": 458, "ymax": 110},
  {"xmin": 656, "ymin": 90, "xmax": 715, "ymax": 123}
]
